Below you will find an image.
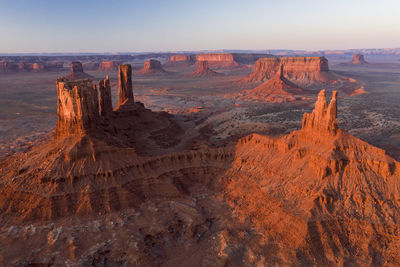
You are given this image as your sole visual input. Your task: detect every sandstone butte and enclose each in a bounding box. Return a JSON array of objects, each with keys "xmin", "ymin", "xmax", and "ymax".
[
  {"xmin": 138, "ymin": 59, "xmax": 167, "ymax": 75},
  {"xmin": 0, "ymin": 69, "xmax": 399, "ymax": 265},
  {"xmin": 189, "ymin": 61, "xmax": 221, "ymax": 77},
  {"xmin": 238, "ymin": 64, "xmax": 307, "ymax": 102},
  {"xmin": 351, "ymin": 54, "xmax": 369, "ymax": 64},
  {"xmin": 65, "ymin": 61, "xmax": 93, "ymax": 81},
  {"xmin": 97, "ymin": 60, "xmax": 119, "ymax": 71}
]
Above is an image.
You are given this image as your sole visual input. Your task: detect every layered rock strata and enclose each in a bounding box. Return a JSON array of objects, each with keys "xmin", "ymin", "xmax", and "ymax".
[
  {"xmin": 241, "ymin": 56, "xmax": 334, "ymax": 86},
  {"xmin": 55, "ymin": 78, "xmax": 99, "ymax": 137}
]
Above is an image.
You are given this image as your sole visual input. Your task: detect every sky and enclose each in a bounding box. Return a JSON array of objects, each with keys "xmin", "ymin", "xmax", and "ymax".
[{"xmin": 0, "ymin": 0, "xmax": 399, "ymax": 53}]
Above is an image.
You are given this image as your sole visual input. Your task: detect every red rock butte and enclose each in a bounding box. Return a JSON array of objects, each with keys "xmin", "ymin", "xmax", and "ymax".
[
  {"xmin": 138, "ymin": 59, "xmax": 167, "ymax": 75},
  {"xmin": 66, "ymin": 61, "xmax": 93, "ymax": 81},
  {"xmin": 98, "ymin": 60, "xmax": 119, "ymax": 71},
  {"xmin": 351, "ymin": 54, "xmax": 368, "ymax": 64},
  {"xmin": 189, "ymin": 61, "xmax": 221, "ymax": 77},
  {"xmin": 243, "ymin": 64, "xmax": 305, "ymax": 101}
]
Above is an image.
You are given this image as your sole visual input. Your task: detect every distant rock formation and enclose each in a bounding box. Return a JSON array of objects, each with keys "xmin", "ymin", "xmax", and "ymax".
[
  {"xmin": 138, "ymin": 59, "xmax": 167, "ymax": 75},
  {"xmin": 241, "ymin": 56, "xmax": 333, "ymax": 86},
  {"xmin": 351, "ymin": 54, "xmax": 368, "ymax": 64},
  {"xmin": 32, "ymin": 63, "xmax": 45, "ymax": 72},
  {"xmin": 98, "ymin": 60, "xmax": 119, "ymax": 71},
  {"xmin": 165, "ymin": 55, "xmax": 196, "ymax": 67},
  {"xmin": 66, "ymin": 61, "xmax": 93, "ymax": 81},
  {"xmin": 189, "ymin": 61, "xmax": 221, "ymax": 77},
  {"xmin": 117, "ymin": 64, "xmax": 134, "ymax": 107},
  {"xmin": 165, "ymin": 53, "xmax": 269, "ymax": 68},
  {"xmin": 249, "ymin": 65, "xmax": 304, "ymax": 95},
  {"xmin": 302, "ymin": 90, "xmax": 338, "ymax": 135},
  {"xmin": 195, "ymin": 53, "xmax": 238, "ymax": 68},
  {"xmin": 55, "ymin": 78, "xmax": 99, "ymax": 137}
]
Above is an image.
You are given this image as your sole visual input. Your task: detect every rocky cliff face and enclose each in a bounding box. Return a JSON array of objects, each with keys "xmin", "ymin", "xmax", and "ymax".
[
  {"xmin": 117, "ymin": 64, "xmax": 134, "ymax": 107},
  {"xmin": 66, "ymin": 61, "xmax": 92, "ymax": 80},
  {"xmin": 351, "ymin": 54, "xmax": 368, "ymax": 64},
  {"xmin": 242, "ymin": 56, "xmax": 335, "ymax": 86},
  {"xmin": 302, "ymin": 89, "xmax": 338, "ymax": 135},
  {"xmin": 189, "ymin": 61, "xmax": 221, "ymax": 77},
  {"xmin": 138, "ymin": 59, "xmax": 167, "ymax": 75},
  {"xmin": 166, "ymin": 55, "xmax": 196, "ymax": 66},
  {"xmin": 55, "ymin": 78, "xmax": 100, "ymax": 137},
  {"xmin": 98, "ymin": 60, "xmax": 119, "ymax": 71},
  {"xmin": 195, "ymin": 53, "xmax": 238, "ymax": 68}
]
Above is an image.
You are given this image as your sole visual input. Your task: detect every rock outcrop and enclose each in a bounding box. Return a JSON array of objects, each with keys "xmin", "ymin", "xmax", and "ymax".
[
  {"xmin": 98, "ymin": 60, "xmax": 119, "ymax": 71},
  {"xmin": 351, "ymin": 54, "xmax": 368, "ymax": 64},
  {"xmin": 117, "ymin": 64, "xmax": 134, "ymax": 107},
  {"xmin": 138, "ymin": 59, "xmax": 167, "ymax": 75},
  {"xmin": 241, "ymin": 56, "xmax": 335, "ymax": 85},
  {"xmin": 189, "ymin": 61, "xmax": 221, "ymax": 77},
  {"xmin": 98, "ymin": 75, "xmax": 113, "ymax": 117},
  {"xmin": 165, "ymin": 55, "xmax": 195, "ymax": 66},
  {"xmin": 55, "ymin": 78, "xmax": 99, "ymax": 137},
  {"xmin": 66, "ymin": 61, "xmax": 93, "ymax": 80},
  {"xmin": 251, "ymin": 65, "xmax": 303, "ymax": 94},
  {"xmin": 302, "ymin": 89, "xmax": 338, "ymax": 135},
  {"xmin": 195, "ymin": 53, "xmax": 238, "ymax": 68}
]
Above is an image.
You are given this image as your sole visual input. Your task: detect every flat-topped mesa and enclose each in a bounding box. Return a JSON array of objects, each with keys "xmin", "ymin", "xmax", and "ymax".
[
  {"xmin": 98, "ymin": 75, "xmax": 113, "ymax": 117},
  {"xmin": 166, "ymin": 55, "xmax": 196, "ymax": 66},
  {"xmin": 55, "ymin": 78, "xmax": 99, "ymax": 137},
  {"xmin": 117, "ymin": 64, "xmax": 134, "ymax": 107},
  {"xmin": 351, "ymin": 54, "xmax": 368, "ymax": 64},
  {"xmin": 138, "ymin": 59, "xmax": 166, "ymax": 75},
  {"xmin": 195, "ymin": 53, "xmax": 238, "ymax": 68},
  {"xmin": 302, "ymin": 90, "xmax": 338, "ymax": 135},
  {"xmin": 242, "ymin": 56, "xmax": 330, "ymax": 84}
]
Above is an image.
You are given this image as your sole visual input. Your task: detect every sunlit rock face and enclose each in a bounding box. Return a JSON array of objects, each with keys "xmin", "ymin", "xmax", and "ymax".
[
  {"xmin": 117, "ymin": 64, "xmax": 134, "ymax": 107},
  {"xmin": 55, "ymin": 78, "xmax": 99, "ymax": 137},
  {"xmin": 138, "ymin": 59, "xmax": 167, "ymax": 75},
  {"xmin": 241, "ymin": 56, "xmax": 332, "ymax": 85}
]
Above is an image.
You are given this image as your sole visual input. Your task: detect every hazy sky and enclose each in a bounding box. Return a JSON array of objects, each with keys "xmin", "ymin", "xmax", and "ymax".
[{"xmin": 0, "ymin": 0, "xmax": 399, "ymax": 53}]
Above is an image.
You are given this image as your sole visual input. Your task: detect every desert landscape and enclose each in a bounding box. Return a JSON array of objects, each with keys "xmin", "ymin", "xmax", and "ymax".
[{"xmin": 1, "ymin": 0, "xmax": 400, "ymax": 266}]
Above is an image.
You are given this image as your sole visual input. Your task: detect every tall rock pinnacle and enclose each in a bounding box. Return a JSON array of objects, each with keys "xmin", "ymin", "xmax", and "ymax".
[
  {"xmin": 118, "ymin": 64, "xmax": 134, "ymax": 106},
  {"xmin": 302, "ymin": 90, "xmax": 338, "ymax": 135},
  {"xmin": 98, "ymin": 75, "xmax": 113, "ymax": 117}
]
